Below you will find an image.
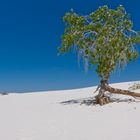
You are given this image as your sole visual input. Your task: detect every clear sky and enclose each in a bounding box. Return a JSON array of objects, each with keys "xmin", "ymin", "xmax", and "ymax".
[{"xmin": 0, "ymin": 0, "xmax": 140, "ymax": 92}]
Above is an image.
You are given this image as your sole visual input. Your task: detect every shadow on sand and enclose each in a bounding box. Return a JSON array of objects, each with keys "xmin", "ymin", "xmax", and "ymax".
[{"xmin": 60, "ymin": 96, "xmax": 140, "ymax": 106}]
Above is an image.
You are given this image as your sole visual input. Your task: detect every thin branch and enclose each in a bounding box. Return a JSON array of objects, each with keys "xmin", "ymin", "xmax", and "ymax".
[{"xmin": 94, "ymin": 85, "xmax": 101, "ymax": 93}]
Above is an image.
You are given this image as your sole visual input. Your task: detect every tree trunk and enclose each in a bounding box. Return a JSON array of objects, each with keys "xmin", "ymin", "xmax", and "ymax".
[
  {"xmin": 95, "ymin": 79, "xmax": 110, "ymax": 105},
  {"xmin": 95, "ymin": 79, "xmax": 140, "ymax": 105}
]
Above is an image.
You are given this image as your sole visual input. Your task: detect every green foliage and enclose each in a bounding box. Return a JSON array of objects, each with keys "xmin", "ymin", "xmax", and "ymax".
[{"xmin": 59, "ymin": 5, "xmax": 140, "ymax": 79}]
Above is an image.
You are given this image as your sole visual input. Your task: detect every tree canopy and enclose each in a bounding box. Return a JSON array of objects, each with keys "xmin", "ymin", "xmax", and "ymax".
[{"xmin": 59, "ymin": 5, "xmax": 140, "ymax": 80}]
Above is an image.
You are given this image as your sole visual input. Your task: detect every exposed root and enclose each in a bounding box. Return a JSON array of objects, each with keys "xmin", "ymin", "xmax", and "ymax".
[
  {"xmin": 104, "ymin": 84, "xmax": 140, "ymax": 98},
  {"xmin": 92, "ymin": 79, "xmax": 140, "ymax": 106},
  {"xmin": 96, "ymin": 96, "xmax": 110, "ymax": 105}
]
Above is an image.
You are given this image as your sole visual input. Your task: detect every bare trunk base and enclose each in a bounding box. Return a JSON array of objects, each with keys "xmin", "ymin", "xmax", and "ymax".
[
  {"xmin": 96, "ymin": 96, "xmax": 110, "ymax": 105},
  {"xmin": 95, "ymin": 79, "xmax": 140, "ymax": 105},
  {"xmin": 95, "ymin": 80, "xmax": 111, "ymax": 105}
]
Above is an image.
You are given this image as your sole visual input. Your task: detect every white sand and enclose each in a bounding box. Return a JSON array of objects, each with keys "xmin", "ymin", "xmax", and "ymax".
[{"xmin": 0, "ymin": 81, "xmax": 140, "ymax": 140}]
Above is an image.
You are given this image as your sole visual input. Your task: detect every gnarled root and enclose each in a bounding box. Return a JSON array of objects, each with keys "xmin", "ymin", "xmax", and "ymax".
[
  {"xmin": 104, "ymin": 84, "xmax": 140, "ymax": 98},
  {"xmin": 95, "ymin": 86, "xmax": 110, "ymax": 105},
  {"xmin": 94, "ymin": 79, "xmax": 140, "ymax": 105},
  {"xmin": 96, "ymin": 96, "xmax": 110, "ymax": 105}
]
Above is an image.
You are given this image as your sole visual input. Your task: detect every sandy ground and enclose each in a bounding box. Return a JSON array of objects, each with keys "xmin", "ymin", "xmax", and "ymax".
[{"xmin": 0, "ymin": 81, "xmax": 140, "ymax": 140}]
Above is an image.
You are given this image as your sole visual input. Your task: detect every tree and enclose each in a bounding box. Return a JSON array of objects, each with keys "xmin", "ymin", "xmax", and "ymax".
[{"xmin": 59, "ymin": 5, "xmax": 140, "ymax": 105}]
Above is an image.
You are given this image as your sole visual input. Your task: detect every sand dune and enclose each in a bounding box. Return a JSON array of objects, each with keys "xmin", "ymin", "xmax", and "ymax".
[{"xmin": 0, "ymin": 81, "xmax": 140, "ymax": 140}]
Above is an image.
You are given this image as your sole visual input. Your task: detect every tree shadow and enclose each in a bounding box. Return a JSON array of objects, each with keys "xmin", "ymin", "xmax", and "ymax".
[{"xmin": 60, "ymin": 96, "xmax": 140, "ymax": 106}]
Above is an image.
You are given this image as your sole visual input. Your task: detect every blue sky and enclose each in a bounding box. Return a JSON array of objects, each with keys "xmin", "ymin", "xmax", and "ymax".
[{"xmin": 0, "ymin": 0, "xmax": 140, "ymax": 92}]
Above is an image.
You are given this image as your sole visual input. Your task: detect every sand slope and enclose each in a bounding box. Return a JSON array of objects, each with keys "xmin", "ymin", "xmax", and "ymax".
[{"xmin": 0, "ymin": 81, "xmax": 140, "ymax": 140}]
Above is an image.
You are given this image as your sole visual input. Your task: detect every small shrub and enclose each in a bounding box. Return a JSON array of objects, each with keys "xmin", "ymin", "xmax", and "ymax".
[
  {"xmin": 128, "ymin": 83, "xmax": 140, "ymax": 90},
  {"xmin": 0, "ymin": 92, "xmax": 8, "ymax": 96}
]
